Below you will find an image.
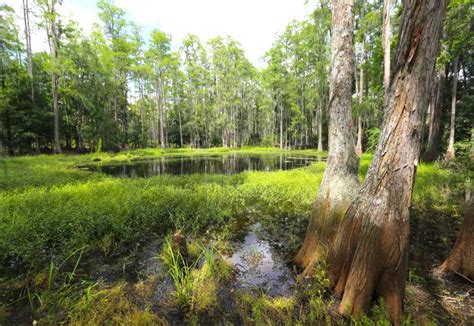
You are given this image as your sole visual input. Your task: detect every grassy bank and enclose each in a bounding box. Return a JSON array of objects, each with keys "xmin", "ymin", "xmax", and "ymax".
[{"xmin": 0, "ymin": 147, "xmax": 470, "ymax": 324}]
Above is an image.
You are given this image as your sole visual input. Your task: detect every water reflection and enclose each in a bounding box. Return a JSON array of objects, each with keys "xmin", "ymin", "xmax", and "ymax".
[
  {"xmin": 82, "ymin": 154, "xmax": 323, "ymax": 177},
  {"xmin": 227, "ymin": 223, "xmax": 295, "ymax": 296}
]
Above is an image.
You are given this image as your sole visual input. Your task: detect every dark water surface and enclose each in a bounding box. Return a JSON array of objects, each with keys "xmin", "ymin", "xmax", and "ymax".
[
  {"xmin": 81, "ymin": 154, "xmax": 324, "ymax": 177},
  {"xmin": 227, "ymin": 223, "xmax": 296, "ymax": 296}
]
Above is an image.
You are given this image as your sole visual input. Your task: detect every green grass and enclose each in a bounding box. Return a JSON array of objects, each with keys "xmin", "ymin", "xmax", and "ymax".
[{"xmin": 0, "ymin": 147, "xmax": 469, "ymax": 324}]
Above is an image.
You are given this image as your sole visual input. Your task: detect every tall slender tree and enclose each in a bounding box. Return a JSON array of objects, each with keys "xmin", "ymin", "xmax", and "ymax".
[
  {"xmin": 37, "ymin": 0, "xmax": 62, "ymax": 154},
  {"xmin": 295, "ymin": 0, "xmax": 359, "ymax": 272},
  {"xmin": 97, "ymin": 0, "xmax": 131, "ymax": 151},
  {"xmin": 446, "ymin": 55, "xmax": 459, "ymax": 160},
  {"xmin": 146, "ymin": 30, "xmax": 172, "ymax": 149},
  {"xmin": 423, "ymin": 67, "xmax": 444, "ymax": 161},
  {"xmin": 355, "ymin": 0, "xmax": 365, "ymax": 155},
  {"xmin": 22, "ymin": 0, "xmax": 40, "ymax": 153},
  {"xmin": 382, "ymin": 0, "xmax": 392, "ymax": 103},
  {"xmin": 326, "ymin": 1, "xmax": 447, "ymax": 324}
]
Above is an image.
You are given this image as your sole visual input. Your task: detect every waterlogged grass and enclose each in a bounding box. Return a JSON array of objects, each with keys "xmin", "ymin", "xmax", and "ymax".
[
  {"xmin": 0, "ymin": 147, "xmax": 327, "ymax": 273},
  {"xmin": 160, "ymin": 237, "xmax": 233, "ymax": 314},
  {"xmin": 0, "ymin": 147, "xmax": 469, "ymax": 324}
]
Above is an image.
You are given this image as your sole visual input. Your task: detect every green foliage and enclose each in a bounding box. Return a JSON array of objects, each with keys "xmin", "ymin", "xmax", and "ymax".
[
  {"xmin": 366, "ymin": 127, "xmax": 380, "ymax": 153},
  {"xmin": 0, "ymin": 147, "xmax": 468, "ymax": 324},
  {"xmin": 67, "ymin": 282, "xmax": 166, "ymax": 325},
  {"xmin": 454, "ymin": 133, "xmax": 474, "ymax": 159},
  {"xmin": 161, "ymin": 236, "xmax": 197, "ymax": 309},
  {"xmin": 161, "ymin": 236, "xmax": 231, "ymax": 313},
  {"xmin": 0, "ymin": 0, "xmax": 470, "ymax": 157}
]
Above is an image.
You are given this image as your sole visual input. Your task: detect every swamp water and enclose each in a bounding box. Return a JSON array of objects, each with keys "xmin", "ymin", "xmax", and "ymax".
[
  {"xmin": 81, "ymin": 154, "xmax": 323, "ymax": 177},
  {"xmin": 131, "ymin": 222, "xmax": 297, "ymax": 300},
  {"xmin": 226, "ymin": 223, "xmax": 296, "ymax": 296},
  {"xmin": 78, "ymin": 153, "xmax": 307, "ymax": 320}
]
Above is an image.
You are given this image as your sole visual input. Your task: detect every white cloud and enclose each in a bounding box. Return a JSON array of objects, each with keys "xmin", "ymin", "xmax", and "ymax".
[
  {"xmin": 115, "ymin": 0, "xmax": 311, "ymax": 66},
  {"xmin": 3, "ymin": 0, "xmax": 98, "ymax": 53},
  {"xmin": 3, "ymin": 0, "xmax": 311, "ymax": 67}
]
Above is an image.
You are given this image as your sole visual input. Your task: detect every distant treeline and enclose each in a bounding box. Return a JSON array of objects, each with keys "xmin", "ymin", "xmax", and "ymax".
[{"xmin": 0, "ymin": 0, "xmax": 471, "ymax": 158}]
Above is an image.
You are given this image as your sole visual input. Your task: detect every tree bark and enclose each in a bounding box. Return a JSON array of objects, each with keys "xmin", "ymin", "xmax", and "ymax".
[
  {"xmin": 446, "ymin": 55, "xmax": 459, "ymax": 160},
  {"xmin": 326, "ymin": 1, "xmax": 446, "ymax": 324},
  {"xmin": 295, "ymin": 0, "xmax": 359, "ymax": 272},
  {"xmin": 436, "ymin": 193, "xmax": 474, "ymax": 282}
]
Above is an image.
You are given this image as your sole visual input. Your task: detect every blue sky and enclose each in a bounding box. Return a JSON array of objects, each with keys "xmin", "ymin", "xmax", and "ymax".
[{"xmin": 6, "ymin": 0, "xmax": 312, "ymax": 67}]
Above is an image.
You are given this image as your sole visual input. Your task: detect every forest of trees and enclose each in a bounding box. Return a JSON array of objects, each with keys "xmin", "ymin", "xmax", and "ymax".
[
  {"xmin": 0, "ymin": 1, "xmax": 473, "ymax": 324},
  {"xmin": 0, "ymin": 0, "xmax": 471, "ymax": 158}
]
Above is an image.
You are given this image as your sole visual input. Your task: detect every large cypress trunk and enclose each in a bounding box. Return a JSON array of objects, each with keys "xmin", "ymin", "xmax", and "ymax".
[
  {"xmin": 436, "ymin": 194, "xmax": 474, "ymax": 281},
  {"xmin": 294, "ymin": 0, "xmax": 359, "ymax": 272},
  {"xmin": 326, "ymin": 1, "xmax": 446, "ymax": 324}
]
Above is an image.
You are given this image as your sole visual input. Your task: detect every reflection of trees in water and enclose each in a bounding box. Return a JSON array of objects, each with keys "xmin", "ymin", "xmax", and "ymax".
[{"xmin": 87, "ymin": 154, "xmax": 324, "ymax": 177}]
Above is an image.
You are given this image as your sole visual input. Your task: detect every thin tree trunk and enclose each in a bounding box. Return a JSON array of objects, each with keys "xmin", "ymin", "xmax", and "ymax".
[
  {"xmin": 446, "ymin": 55, "xmax": 459, "ymax": 160},
  {"xmin": 383, "ymin": 0, "xmax": 392, "ymax": 103},
  {"xmin": 279, "ymin": 102, "xmax": 284, "ymax": 150},
  {"xmin": 423, "ymin": 68, "xmax": 444, "ymax": 161},
  {"xmin": 76, "ymin": 101, "xmax": 85, "ymax": 152},
  {"xmin": 356, "ymin": 117, "xmax": 362, "ymax": 154},
  {"xmin": 52, "ymin": 75, "xmax": 61, "ymax": 154},
  {"xmin": 356, "ymin": 0, "xmax": 365, "ymax": 155},
  {"xmin": 326, "ymin": 1, "xmax": 446, "ymax": 324},
  {"xmin": 317, "ymin": 100, "xmax": 323, "ymax": 152},
  {"xmin": 122, "ymin": 86, "xmax": 129, "ymax": 150},
  {"xmin": 178, "ymin": 107, "xmax": 183, "ymax": 148},
  {"xmin": 155, "ymin": 79, "xmax": 163, "ymax": 148},
  {"xmin": 139, "ymin": 80, "xmax": 145, "ymax": 147},
  {"xmin": 295, "ymin": 0, "xmax": 359, "ymax": 272},
  {"xmin": 23, "ymin": 0, "xmax": 40, "ymax": 154},
  {"xmin": 113, "ymin": 87, "xmax": 120, "ymax": 150},
  {"xmin": 49, "ymin": 1, "xmax": 61, "ymax": 154},
  {"xmin": 436, "ymin": 192, "xmax": 474, "ymax": 281},
  {"xmin": 158, "ymin": 80, "xmax": 165, "ymax": 149}
]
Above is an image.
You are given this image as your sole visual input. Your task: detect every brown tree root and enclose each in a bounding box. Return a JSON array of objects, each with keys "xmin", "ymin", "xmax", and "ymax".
[
  {"xmin": 435, "ymin": 195, "xmax": 474, "ymax": 282},
  {"xmin": 294, "ymin": 174, "xmax": 359, "ymax": 275},
  {"xmin": 327, "ymin": 210, "xmax": 408, "ymax": 326}
]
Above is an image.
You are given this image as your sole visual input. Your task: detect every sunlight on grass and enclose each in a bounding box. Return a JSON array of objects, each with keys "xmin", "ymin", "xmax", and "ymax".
[{"xmin": 0, "ymin": 147, "xmax": 468, "ymax": 324}]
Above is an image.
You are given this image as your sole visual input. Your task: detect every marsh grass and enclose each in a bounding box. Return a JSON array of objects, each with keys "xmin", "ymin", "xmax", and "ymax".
[
  {"xmin": 161, "ymin": 236, "xmax": 198, "ymax": 309},
  {"xmin": 161, "ymin": 235, "xmax": 233, "ymax": 314},
  {"xmin": 0, "ymin": 147, "xmax": 469, "ymax": 324}
]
